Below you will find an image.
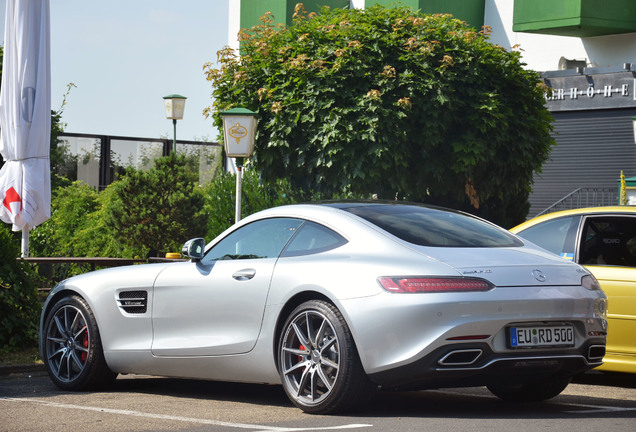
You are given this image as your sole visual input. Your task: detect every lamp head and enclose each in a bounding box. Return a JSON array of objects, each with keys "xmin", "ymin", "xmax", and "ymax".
[
  {"xmin": 163, "ymin": 94, "xmax": 187, "ymax": 120},
  {"xmin": 220, "ymin": 108, "xmax": 258, "ymax": 158}
]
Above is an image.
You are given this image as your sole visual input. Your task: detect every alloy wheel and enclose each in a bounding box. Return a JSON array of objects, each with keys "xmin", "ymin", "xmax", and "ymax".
[
  {"xmin": 280, "ymin": 309, "xmax": 341, "ymax": 406},
  {"xmin": 45, "ymin": 304, "xmax": 90, "ymax": 383}
]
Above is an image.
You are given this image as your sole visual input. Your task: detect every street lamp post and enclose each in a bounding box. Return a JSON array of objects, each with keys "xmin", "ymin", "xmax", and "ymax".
[
  {"xmin": 220, "ymin": 108, "xmax": 258, "ymax": 223},
  {"xmin": 163, "ymin": 94, "xmax": 187, "ymax": 153}
]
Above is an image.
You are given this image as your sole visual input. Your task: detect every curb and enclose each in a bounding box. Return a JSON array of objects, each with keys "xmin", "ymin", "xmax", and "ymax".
[{"xmin": 0, "ymin": 364, "xmax": 46, "ymax": 375}]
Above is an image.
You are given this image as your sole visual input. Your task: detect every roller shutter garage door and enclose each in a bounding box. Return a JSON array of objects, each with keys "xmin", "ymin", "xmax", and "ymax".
[{"xmin": 528, "ymin": 108, "xmax": 636, "ymax": 218}]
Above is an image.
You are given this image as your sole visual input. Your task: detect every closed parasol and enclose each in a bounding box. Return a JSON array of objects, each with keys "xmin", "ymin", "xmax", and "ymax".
[{"xmin": 0, "ymin": 0, "xmax": 51, "ymax": 256}]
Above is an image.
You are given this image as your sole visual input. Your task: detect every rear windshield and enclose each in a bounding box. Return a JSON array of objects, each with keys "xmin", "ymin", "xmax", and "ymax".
[{"xmin": 341, "ymin": 204, "xmax": 522, "ymax": 248}]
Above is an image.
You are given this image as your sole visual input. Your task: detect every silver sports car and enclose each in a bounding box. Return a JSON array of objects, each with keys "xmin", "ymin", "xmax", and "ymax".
[{"xmin": 40, "ymin": 202, "xmax": 608, "ymax": 414}]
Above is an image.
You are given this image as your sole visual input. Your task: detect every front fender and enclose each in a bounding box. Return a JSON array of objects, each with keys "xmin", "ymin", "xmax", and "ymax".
[{"xmin": 40, "ymin": 263, "xmax": 171, "ymax": 362}]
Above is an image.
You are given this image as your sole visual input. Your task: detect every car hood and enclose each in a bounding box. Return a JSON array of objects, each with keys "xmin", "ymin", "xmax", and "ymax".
[
  {"xmin": 412, "ymin": 245, "xmax": 588, "ymax": 287},
  {"xmin": 52, "ymin": 262, "xmax": 172, "ymax": 295}
]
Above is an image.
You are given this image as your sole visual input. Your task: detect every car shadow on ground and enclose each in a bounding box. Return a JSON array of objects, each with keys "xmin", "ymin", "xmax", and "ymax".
[
  {"xmin": 6, "ymin": 371, "xmax": 634, "ymax": 420},
  {"xmin": 364, "ymin": 388, "xmax": 636, "ymax": 420},
  {"xmin": 107, "ymin": 372, "xmax": 636, "ymax": 420},
  {"xmin": 572, "ymin": 370, "xmax": 636, "ymax": 388},
  {"xmin": 110, "ymin": 374, "xmax": 292, "ymax": 408}
]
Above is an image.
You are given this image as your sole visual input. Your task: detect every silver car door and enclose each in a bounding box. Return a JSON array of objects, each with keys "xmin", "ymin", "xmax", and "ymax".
[
  {"xmin": 150, "ymin": 257, "xmax": 277, "ymax": 356},
  {"xmin": 151, "ymin": 217, "xmax": 304, "ymax": 356}
]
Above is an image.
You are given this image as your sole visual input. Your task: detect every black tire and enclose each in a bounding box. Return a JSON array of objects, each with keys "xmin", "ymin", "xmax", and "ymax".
[
  {"xmin": 278, "ymin": 300, "xmax": 375, "ymax": 414},
  {"xmin": 487, "ymin": 376, "xmax": 571, "ymax": 402},
  {"xmin": 42, "ymin": 295, "xmax": 117, "ymax": 390}
]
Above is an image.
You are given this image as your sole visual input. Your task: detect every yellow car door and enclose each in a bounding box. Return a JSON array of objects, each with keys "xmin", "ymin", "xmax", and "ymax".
[{"xmin": 586, "ymin": 266, "xmax": 636, "ymax": 373}]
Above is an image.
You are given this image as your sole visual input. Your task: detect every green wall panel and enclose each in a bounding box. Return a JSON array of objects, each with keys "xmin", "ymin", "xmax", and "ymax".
[
  {"xmin": 513, "ymin": 0, "xmax": 636, "ymax": 37},
  {"xmin": 369, "ymin": 0, "xmax": 485, "ymax": 29},
  {"xmin": 241, "ymin": 0, "xmax": 350, "ymax": 30}
]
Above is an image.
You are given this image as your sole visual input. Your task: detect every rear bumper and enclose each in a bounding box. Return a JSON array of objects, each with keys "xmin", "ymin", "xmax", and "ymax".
[{"xmin": 368, "ymin": 340, "xmax": 606, "ymax": 389}]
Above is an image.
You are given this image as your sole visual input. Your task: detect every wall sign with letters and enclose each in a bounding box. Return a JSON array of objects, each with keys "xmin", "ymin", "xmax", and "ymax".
[{"xmin": 542, "ymin": 71, "xmax": 636, "ymax": 112}]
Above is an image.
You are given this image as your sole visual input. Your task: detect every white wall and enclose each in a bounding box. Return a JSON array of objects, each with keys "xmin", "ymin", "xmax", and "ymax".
[
  {"xmin": 486, "ymin": 0, "xmax": 635, "ymax": 72},
  {"xmin": 227, "ymin": 0, "xmax": 636, "ymax": 72},
  {"xmin": 228, "ymin": 0, "xmax": 241, "ymax": 52}
]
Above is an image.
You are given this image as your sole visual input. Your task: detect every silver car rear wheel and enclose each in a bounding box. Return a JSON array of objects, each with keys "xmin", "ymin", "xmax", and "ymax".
[{"xmin": 279, "ymin": 300, "xmax": 374, "ymax": 414}]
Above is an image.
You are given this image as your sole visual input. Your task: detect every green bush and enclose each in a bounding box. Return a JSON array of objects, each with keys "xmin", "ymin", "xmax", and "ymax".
[
  {"xmin": 0, "ymin": 225, "xmax": 41, "ymax": 352},
  {"xmin": 31, "ymin": 154, "xmax": 210, "ymax": 260},
  {"xmin": 30, "ymin": 180, "xmax": 100, "ymax": 257},
  {"xmin": 104, "ymin": 153, "xmax": 208, "ymax": 257},
  {"xmin": 29, "ymin": 181, "xmax": 106, "ymax": 281},
  {"xmin": 205, "ymin": 5, "xmax": 554, "ymax": 227},
  {"xmin": 202, "ymin": 167, "xmax": 370, "ymax": 241},
  {"xmin": 203, "ymin": 168, "xmax": 297, "ymax": 239}
]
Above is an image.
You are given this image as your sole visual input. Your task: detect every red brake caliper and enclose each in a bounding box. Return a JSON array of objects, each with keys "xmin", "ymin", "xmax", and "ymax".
[
  {"xmin": 81, "ymin": 331, "xmax": 88, "ymax": 362},
  {"xmin": 299, "ymin": 344, "xmax": 306, "ymax": 371}
]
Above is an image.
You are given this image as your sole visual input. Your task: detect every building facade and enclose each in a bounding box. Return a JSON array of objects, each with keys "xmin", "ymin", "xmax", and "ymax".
[{"xmin": 228, "ymin": 0, "xmax": 636, "ymax": 217}]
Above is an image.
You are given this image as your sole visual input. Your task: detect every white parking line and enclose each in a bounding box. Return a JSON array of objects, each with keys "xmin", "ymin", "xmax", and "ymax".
[
  {"xmin": 561, "ymin": 402, "xmax": 636, "ymax": 414},
  {"xmin": 1, "ymin": 397, "xmax": 373, "ymax": 431}
]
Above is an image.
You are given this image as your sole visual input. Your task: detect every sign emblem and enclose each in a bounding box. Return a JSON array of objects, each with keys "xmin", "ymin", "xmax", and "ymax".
[{"xmin": 228, "ymin": 123, "xmax": 248, "ymax": 144}]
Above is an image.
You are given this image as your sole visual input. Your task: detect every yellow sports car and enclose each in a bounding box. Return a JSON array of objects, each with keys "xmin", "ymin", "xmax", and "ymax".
[{"xmin": 511, "ymin": 206, "xmax": 636, "ymax": 374}]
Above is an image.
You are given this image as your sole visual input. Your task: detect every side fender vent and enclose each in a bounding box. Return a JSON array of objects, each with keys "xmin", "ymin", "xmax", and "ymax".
[{"xmin": 117, "ymin": 291, "xmax": 148, "ymax": 314}]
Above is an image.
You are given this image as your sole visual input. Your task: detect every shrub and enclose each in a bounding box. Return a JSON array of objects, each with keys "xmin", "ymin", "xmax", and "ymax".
[
  {"xmin": 203, "ymin": 168, "xmax": 296, "ymax": 240},
  {"xmin": 104, "ymin": 153, "xmax": 208, "ymax": 257},
  {"xmin": 205, "ymin": 5, "xmax": 554, "ymax": 227},
  {"xmin": 30, "ymin": 181, "xmax": 100, "ymax": 257},
  {"xmin": 202, "ymin": 167, "xmax": 369, "ymax": 241},
  {"xmin": 0, "ymin": 225, "xmax": 41, "ymax": 352}
]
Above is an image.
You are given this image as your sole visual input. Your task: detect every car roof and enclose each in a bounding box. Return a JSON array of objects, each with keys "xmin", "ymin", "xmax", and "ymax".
[
  {"xmin": 510, "ymin": 206, "xmax": 636, "ymax": 233},
  {"xmin": 316, "ymin": 200, "xmax": 442, "ymax": 209},
  {"xmin": 251, "ymin": 200, "xmax": 462, "ymax": 218}
]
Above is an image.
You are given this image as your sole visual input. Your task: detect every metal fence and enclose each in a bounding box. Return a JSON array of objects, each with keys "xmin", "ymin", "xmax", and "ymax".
[
  {"xmin": 56, "ymin": 133, "xmax": 225, "ymax": 190},
  {"xmin": 535, "ymin": 187, "xmax": 619, "ymax": 216}
]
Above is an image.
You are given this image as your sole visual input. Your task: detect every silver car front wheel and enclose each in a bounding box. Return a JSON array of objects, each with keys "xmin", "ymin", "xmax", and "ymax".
[
  {"xmin": 43, "ymin": 295, "xmax": 116, "ymax": 390},
  {"xmin": 279, "ymin": 300, "xmax": 374, "ymax": 414}
]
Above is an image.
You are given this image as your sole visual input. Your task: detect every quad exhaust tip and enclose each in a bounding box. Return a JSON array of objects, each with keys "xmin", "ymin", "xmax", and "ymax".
[
  {"xmin": 588, "ymin": 345, "xmax": 605, "ymax": 361},
  {"xmin": 438, "ymin": 349, "xmax": 483, "ymax": 366}
]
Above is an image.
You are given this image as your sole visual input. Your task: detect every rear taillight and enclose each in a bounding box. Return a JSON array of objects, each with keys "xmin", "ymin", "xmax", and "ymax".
[
  {"xmin": 581, "ymin": 274, "xmax": 602, "ymax": 291},
  {"xmin": 378, "ymin": 277, "xmax": 494, "ymax": 293}
]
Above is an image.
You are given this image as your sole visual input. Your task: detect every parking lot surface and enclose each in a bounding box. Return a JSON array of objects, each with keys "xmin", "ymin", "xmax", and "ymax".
[{"xmin": 1, "ymin": 371, "xmax": 635, "ymax": 431}]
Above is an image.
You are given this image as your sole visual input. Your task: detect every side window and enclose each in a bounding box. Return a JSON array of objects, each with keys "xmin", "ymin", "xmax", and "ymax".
[
  {"xmin": 579, "ymin": 216, "xmax": 636, "ymax": 267},
  {"xmin": 281, "ymin": 221, "xmax": 347, "ymax": 257},
  {"xmin": 202, "ymin": 218, "xmax": 304, "ymax": 264},
  {"xmin": 516, "ymin": 216, "xmax": 580, "ymax": 259}
]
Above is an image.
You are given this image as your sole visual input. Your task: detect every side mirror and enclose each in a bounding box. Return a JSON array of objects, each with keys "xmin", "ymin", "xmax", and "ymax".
[{"xmin": 182, "ymin": 238, "xmax": 205, "ymax": 261}]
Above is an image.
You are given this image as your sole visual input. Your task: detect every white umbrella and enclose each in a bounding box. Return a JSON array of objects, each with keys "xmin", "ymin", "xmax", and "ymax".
[{"xmin": 0, "ymin": 0, "xmax": 51, "ymax": 257}]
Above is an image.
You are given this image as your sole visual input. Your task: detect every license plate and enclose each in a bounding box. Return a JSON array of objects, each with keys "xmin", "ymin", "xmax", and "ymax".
[{"xmin": 509, "ymin": 325, "xmax": 575, "ymax": 348}]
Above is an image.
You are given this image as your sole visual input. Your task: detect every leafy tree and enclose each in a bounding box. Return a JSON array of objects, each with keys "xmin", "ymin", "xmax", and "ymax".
[
  {"xmin": 203, "ymin": 168, "xmax": 297, "ymax": 239},
  {"xmin": 202, "ymin": 166, "xmax": 369, "ymax": 240},
  {"xmin": 205, "ymin": 4, "xmax": 554, "ymax": 227},
  {"xmin": 104, "ymin": 153, "xmax": 208, "ymax": 257},
  {"xmin": 30, "ymin": 181, "xmax": 117, "ymax": 281},
  {"xmin": 0, "ymin": 224, "xmax": 41, "ymax": 352},
  {"xmin": 30, "ymin": 181, "xmax": 100, "ymax": 257},
  {"xmin": 49, "ymin": 83, "xmax": 77, "ymax": 189}
]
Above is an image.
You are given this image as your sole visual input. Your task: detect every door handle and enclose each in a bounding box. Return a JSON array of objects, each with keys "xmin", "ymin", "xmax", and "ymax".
[{"xmin": 232, "ymin": 268, "xmax": 256, "ymax": 281}]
